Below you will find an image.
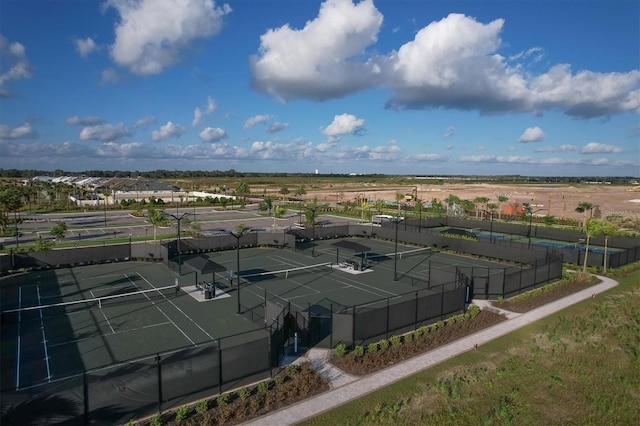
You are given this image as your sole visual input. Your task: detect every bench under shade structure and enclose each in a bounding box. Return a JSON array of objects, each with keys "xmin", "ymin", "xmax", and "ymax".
[
  {"xmin": 183, "ymin": 256, "xmax": 227, "ymax": 299},
  {"xmin": 330, "ymin": 240, "xmax": 371, "ymax": 270}
]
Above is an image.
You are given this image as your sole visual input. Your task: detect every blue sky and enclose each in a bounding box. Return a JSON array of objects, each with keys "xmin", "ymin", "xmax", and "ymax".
[{"xmin": 1, "ymin": 0, "xmax": 638, "ymax": 176}]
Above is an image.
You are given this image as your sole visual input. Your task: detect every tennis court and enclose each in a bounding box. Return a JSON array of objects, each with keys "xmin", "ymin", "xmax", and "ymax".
[
  {"xmin": 0, "ymin": 238, "xmax": 521, "ymax": 393},
  {"xmin": 0, "ymin": 262, "xmax": 260, "ymax": 392},
  {"xmin": 199, "ymin": 238, "xmax": 523, "ymax": 315}
]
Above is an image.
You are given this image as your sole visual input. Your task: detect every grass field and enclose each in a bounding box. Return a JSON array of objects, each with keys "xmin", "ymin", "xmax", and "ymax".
[{"xmin": 300, "ymin": 269, "xmax": 640, "ymax": 425}]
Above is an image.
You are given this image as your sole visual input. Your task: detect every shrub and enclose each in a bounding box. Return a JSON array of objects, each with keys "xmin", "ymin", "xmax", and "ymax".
[
  {"xmin": 258, "ymin": 380, "xmax": 271, "ymax": 393},
  {"xmin": 195, "ymin": 399, "xmax": 208, "ymax": 414},
  {"xmin": 238, "ymin": 387, "xmax": 251, "ymax": 400},
  {"xmin": 353, "ymin": 345, "xmax": 364, "ymax": 357},
  {"xmin": 404, "ymin": 333, "xmax": 414, "ymax": 344},
  {"xmin": 468, "ymin": 305, "xmax": 481, "ymax": 317},
  {"xmin": 367, "ymin": 343, "xmax": 378, "ymax": 354},
  {"xmin": 435, "ymin": 321, "xmax": 445, "ymax": 330},
  {"xmin": 389, "ymin": 335, "xmax": 401, "ymax": 347},
  {"xmin": 286, "ymin": 364, "xmax": 300, "ymax": 377},
  {"xmin": 149, "ymin": 414, "xmax": 163, "ymax": 426},
  {"xmin": 335, "ymin": 343, "xmax": 348, "ymax": 358},
  {"xmin": 379, "ymin": 339, "xmax": 389, "ymax": 351},
  {"xmin": 175, "ymin": 405, "xmax": 189, "ymax": 422},
  {"xmin": 216, "ymin": 393, "xmax": 230, "ymax": 407}
]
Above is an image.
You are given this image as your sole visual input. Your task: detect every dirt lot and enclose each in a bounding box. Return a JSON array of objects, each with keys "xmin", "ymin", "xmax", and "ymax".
[{"xmin": 305, "ymin": 182, "xmax": 640, "ymax": 221}]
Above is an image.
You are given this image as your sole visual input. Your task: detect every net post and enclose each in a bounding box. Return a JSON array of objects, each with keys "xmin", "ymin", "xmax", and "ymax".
[
  {"xmin": 83, "ymin": 372, "xmax": 89, "ymax": 424},
  {"xmin": 156, "ymin": 353, "xmax": 163, "ymax": 415}
]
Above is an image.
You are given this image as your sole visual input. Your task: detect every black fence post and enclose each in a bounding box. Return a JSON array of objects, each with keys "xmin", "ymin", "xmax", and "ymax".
[
  {"xmin": 218, "ymin": 340, "xmax": 224, "ymax": 394},
  {"xmin": 83, "ymin": 372, "xmax": 89, "ymax": 424},
  {"xmin": 386, "ymin": 297, "xmax": 390, "ymax": 338},
  {"xmin": 156, "ymin": 354, "xmax": 162, "ymax": 414},
  {"xmin": 440, "ymin": 285, "xmax": 445, "ymax": 320},
  {"xmin": 329, "ymin": 304, "xmax": 333, "ymax": 348},
  {"xmin": 352, "ymin": 305, "xmax": 356, "ymax": 347},
  {"xmin": 414, "ymin": 291, "xmax": 419, "ymax": 329}
]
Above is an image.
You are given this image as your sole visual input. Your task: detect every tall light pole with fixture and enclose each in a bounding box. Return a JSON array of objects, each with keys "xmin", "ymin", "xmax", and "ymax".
[
  {"xmin": 229, "ymin": 225, "xmax": 250, "ymax": 315},
  {"xmin": 524, "ymin": 204, "xmax": 545, "ymax": 249},
  {"xmin": 166, "ymin": 212, "xmax": 190, "ymax": 274},
  {"xmin": 390, "ymin": 215, "xmax": 403, "ymax": 281},
  {"xmin": 306, "ymin": 205, "xmax": 320, "ymax": 257}
]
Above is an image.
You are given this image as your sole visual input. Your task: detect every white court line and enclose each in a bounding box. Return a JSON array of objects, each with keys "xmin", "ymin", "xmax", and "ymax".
[
  {"xmin": 36, "ymin": 286, "xmax": 52, "ymax": 382},
  {"xmin": 15, "ymin": 286, "xmax": 22, "ymax": 390},
  {"xmin": 48, "ymin": 321, "xmax": 172, "ymax": 348},
  {"xmin": 90, "ymin": 289, "xmax": 115, "ymax": 334},
  {"xmin": 125, "ymin": 275, "xmax": 197, "ymax": 346},
  {"xmin": 135, "ymin": 273, "xmax": 216, "ymax": 341}
]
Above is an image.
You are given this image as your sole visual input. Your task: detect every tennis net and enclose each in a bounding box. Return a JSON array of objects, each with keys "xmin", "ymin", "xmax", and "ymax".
[
  {"xmin": 367, "ymin": 247, "xmax": 431, "ymax": 262},
  {"xmin": 1, "ymin": 284, "xmax": 175, "ymax": 323},
  {"xmin": 238, "ymin": 262, "xmax": 333, "ymax": 284}
]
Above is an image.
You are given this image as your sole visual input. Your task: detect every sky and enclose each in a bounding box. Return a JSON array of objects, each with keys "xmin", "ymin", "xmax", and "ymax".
[{"xmin": 1, "ymin": 0, "xmax": 639, "ymax": 176}]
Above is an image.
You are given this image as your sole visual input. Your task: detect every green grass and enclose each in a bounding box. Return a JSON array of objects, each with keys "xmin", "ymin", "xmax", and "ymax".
[{"xmin": 300, "ymin": 269, "xmax": 640, "ymax": 425}]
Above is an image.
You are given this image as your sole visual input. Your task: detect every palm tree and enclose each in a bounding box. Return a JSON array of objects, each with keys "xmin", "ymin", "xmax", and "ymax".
[
  {"xmin": 497, "ymin": 195, "xmax": 509, "ymax": 219},
  {"xmin": 395, "ymin": 192, "xmax": 404, "ymax": 215},
  {"xmin": 473, "ymin": 196, "xmax": 490, "ymax": 219},
  {"xmin": 575, "ymin": 201, "xmax": 594, "ymax": 230},
  {"xmin": 235, "ymin": 182, "xmax": 250, "ymax": 202},
  {"xmin": 147, "ymin": 208, "xmax": 168, "ymax": 241},
  {"xmin": 582, "ymin": 218, "xmax": 599, "ymax": 273},
  {"xmin": 591, "ymin": 220, "xmax": 618, "ymax": 272}
]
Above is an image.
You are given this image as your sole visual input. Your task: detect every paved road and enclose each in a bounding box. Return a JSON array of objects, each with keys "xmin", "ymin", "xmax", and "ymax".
[
  {"xmin": 243, "ymin": 275, "xmax": 618, "ymax": 426},
  {"xmin": 4, "ymin": 206, "xmax": 355, "ymax": 248}
]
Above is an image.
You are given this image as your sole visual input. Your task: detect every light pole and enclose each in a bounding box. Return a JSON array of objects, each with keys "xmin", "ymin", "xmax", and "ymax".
[
  {"xmin": 166, "ymin": 212, "xmax": 190, "ymax": 274},
  {"xmin": 14, "ymin": 210, "xmax": 19, "ymax": 248},
  {"xmin": 390, "ymin": 215, "xmax": 403, "ymax": 281},
  {"xmin": 524, "ymin": 205, "xmax": 545, "ymax": 249},
  {"xmin": 306, "ymin": 205, "xmax": 320, "ymax": 257},
  {"xmin": 128, "ymin": 233, "xmax": 132, "ymax": 258},
  {"xmin": 229, "ymin": 226, "xmax": 250, "ymax": 314},
  {"xmin": 103, "ymin": 194, "xmax": 107, "ymax": 228}
]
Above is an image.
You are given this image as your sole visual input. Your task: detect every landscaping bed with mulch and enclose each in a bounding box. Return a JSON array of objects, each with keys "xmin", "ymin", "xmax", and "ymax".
[
  {"xmin": 143, "ymin": 363, "xmax": 328, "ymax": 426},
  {"xmin": 492, "ymin": 272, "xmax": 600, "ymax": 313},
  {"xmin": 330, "ymin": 308, "xmax": 506, "ymax": 376}
]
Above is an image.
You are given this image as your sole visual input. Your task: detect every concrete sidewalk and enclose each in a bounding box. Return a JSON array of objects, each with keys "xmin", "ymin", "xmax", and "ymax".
[{"xmin": 243, "ymin": 276, "xmax": 618, "ymax": 426}]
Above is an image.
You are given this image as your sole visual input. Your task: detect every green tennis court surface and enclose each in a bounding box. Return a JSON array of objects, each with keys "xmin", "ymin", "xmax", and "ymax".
[{"xmin": 1, "ymin": 238, "xmax": 520, "ymax": 391}]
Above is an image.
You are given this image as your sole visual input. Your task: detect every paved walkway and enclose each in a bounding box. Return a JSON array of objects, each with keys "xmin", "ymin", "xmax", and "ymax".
[{"xmin": 243, "ymin": 276, "xmax": 618, "ymax": 426}]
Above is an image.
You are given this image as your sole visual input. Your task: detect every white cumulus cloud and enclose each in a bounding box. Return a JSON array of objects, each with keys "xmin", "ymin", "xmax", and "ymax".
[
  {"xmin": 151, "ymin": 121, "xmax": 184, "ymax": 141},
  {"xmin": 249, "ymin": 3, "xmax": 639, "ymax": 119},
  {"xmin": 250, "ymin": 0, "xmax": 383, "ymax": 100},
  {"xmin": 192, "ymin": 96, "xmax": 217, "ymax": 127},
  {"xmin": 580, "ymin": 142, "xmax": 623, "ymax": 154},
  {"xmin": 74, "ymin": 37, "xmax": 98, "ymax": 57},
  {"xmin": 0, "ymin": 122, "xmax": 37, "ymax": 139},
  {"xmin": 243, "ymin": 114, "xmax": 271, "ymax": 129},
  {"xmin": 0, "ymin": 35, "xmax": 33, "ymax": 96},
  {"xmin": 133, "ymin": 116, "xmax": 156, "ymax": 128},
  {"xmin": 323, "ymin": 113, "xmax": 365, "ymax": 136},
  {"xmin": 79, "ymin": 123, "xmax": 130, "ymax": 142},
  {"xmin": 518, "ymin": 126, "xmax": 545, "ymax": 143},
  {"xmin": 65, "ymin": 116, "xmax": 103, "ymax": 126},
  {"xmin": 199, "ymin": 126, "xmax": 227, "ymax": 142},
  {"xmin": 268, "ymin": 122, "xmax": 288, "ymax": 133},
  {"xmin": 107, "ymin": 0, "xmax": 232, "ymax": 75}
]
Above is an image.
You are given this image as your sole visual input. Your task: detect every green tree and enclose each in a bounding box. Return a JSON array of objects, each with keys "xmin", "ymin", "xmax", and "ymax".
[
  {"xmin": 279, "ymin": 186, "xmax": 290, "ymax": 201},
  {"xmin": 473, "ymin": 196, "xmax": 490, "ymax": 219},
  {"xmin": 147, "ymin": 208, "xmax": 168, "ymax": 241},
  {"xmin": 0, "ymin": 185, "xmax": 22, "ymax": 234},
  {"xmin": 591, "ymin": 219, "xmax": 618, "ymax": 272},
  {"xmin": 294, "ymin": 186, "xmax": 307, "ymax": 199},
  {"xmin": 575, "ymin": 201, "xmax": 594, "ymax": 230},
  {"xmin": 395, "ymin": 192, "xmax": 404, "ymax": 214},
  {"xmin": 219, "ymin": 197, "xmax": 228, "ymax": 210},
  {"xmin": 235, "ymin": 182, "xmax": 250, "ymax": 201},
  {"xmin": 582, "ymin": 218, "xmax": 599, "ymax": 273},
  {"xmin": 32, "ymin": 236, "xmax": 54, "ymax": 251},
  {"xmin": 51, "ymin": 221, "xmax": 68, "ymax": 242},
  {"xmin": 497, "ymin": 195, "xmax": 509, "ymax": 219}
]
